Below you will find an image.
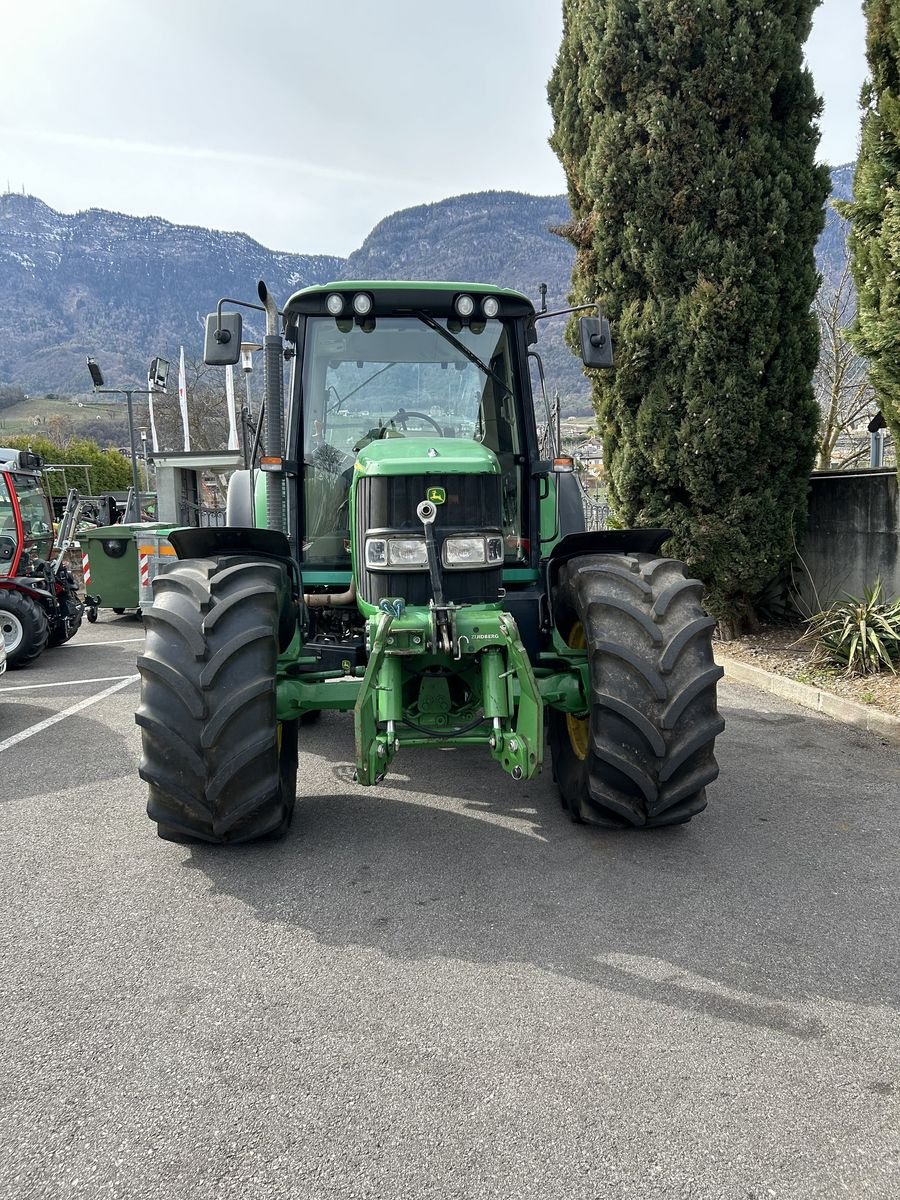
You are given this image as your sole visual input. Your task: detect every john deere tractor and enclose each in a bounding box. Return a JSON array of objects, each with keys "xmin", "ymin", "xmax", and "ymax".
[{"xmin": 136, "ymin": 281, "xmax": 724, "ymax": 843}]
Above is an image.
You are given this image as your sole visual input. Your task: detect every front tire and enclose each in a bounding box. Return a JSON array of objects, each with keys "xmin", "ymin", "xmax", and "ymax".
[
  {"xmin": 48, "ymin": 608, "xmax": 83, "ymax": 647},
  {"xmin": 136, "ymin": 556, "xmax": 297, "ymax": 844},
  {"xmin": 0, "ymin": 590, "xmax": 50, "ymax": 668},
  {"xmin": 549, "ymin": 553, "xmax": 724, "ymax": 828}
]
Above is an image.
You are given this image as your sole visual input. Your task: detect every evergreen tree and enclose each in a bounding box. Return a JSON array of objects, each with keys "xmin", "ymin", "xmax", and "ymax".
[
  {"xmin": 836, "ymin": 0, "xmax": 900, "ymax": 462},
  {"xmin": 548, "ymin": 0, "xmax": 830, "ymax": 632}
]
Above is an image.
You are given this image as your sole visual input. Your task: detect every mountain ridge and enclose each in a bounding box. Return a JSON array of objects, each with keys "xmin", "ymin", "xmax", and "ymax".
[{"xmin": 0, "ymin": 171, "xmax": 853, "ymax": 401}]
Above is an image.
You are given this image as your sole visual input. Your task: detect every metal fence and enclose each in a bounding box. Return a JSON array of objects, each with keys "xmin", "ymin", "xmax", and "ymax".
[
  {"xmin": 177, "ymin": 499, "xmax": 227, "ymax": 528},
  {"xmin": 536, "ymin": 417, "xmax": 610, "ymax": 532}
]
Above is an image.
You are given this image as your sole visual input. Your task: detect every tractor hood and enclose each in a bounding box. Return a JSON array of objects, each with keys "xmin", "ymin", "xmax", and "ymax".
[{"xmin": 354, "ymin": 437, "xmax": 500, "ymax": 478}]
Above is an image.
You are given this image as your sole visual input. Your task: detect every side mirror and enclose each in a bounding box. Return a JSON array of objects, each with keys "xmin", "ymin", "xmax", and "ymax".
[
  {"xmin": 203, "ymin": 312, "xmax": 243, "ymax": 366},
  {"xmin": 579, "ymin": 316, "xmax": 614, "ymax": 369}
]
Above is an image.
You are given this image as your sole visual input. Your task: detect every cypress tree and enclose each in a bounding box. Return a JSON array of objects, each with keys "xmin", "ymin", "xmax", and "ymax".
[
  {"xmin": 548, "ymin": 0, "xmax": 830, "ymax": 633},
  {"xmin": 837, "ymin": 0, "xmax": 900, "ymax": 462}
]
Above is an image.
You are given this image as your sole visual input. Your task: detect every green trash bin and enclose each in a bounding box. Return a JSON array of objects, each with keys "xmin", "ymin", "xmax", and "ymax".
[{"xmin": 78, "ymin": 522, "xmax": 172, "ymax": 620}]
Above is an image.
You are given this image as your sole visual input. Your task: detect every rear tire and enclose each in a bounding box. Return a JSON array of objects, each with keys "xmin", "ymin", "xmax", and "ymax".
[
  {"xmin": 136, "ymin": 556, "xmax": 297, "ymax": 844},
  {"xmin": 0, "ymin": 591, "xmax": 50, "ymax": 668},
  {"xmin": 549, "ymin": 553, "xmax": 724, "ymax": 828}
]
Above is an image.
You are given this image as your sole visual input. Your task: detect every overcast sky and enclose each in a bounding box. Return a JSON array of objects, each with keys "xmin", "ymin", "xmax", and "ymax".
[{"xmin": 0, "ymin": 0, "xmax": 866, "ymax": 258}]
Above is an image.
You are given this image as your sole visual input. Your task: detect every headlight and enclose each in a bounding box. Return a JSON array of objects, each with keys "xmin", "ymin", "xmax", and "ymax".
[
  {"xmin": 481, "ymin": 296, "xmax": 500, "ymax": 318},
  {"xmin": 443, "ymin": 535, "xmax": 504, "ymax": 568},
  {"xmin": 352, "ymin": 292, "xmax": 374, "ymax": 317},
  {"xmin": 454, "ymin": 293, "xmax": 475, "ymax": 318},
  {"xmin": 325, "ymin": 292, "xmax": 344, "ymax": 316},
  {"xmin": 365, "ymin": 535, "xmax": 428, "ymax": 570}
]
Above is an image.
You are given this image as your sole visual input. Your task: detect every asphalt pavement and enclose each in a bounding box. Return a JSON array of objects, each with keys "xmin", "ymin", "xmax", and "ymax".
[{"xmin": 1, "ymin": 615, "xmax": 899, "ymax": 1200}]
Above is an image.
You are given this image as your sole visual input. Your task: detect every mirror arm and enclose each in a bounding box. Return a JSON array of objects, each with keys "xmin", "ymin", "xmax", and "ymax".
[
  {"xmin": 532, "ymin": 302, "xmax": 597, "ymax": 324},
  {"xmin": 214, "ymin": 296, "xmax": 273, "ymax": 342}
]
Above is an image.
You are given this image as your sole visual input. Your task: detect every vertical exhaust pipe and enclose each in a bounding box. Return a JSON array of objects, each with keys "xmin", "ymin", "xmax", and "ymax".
[{"xmin": 258, "ymin": 280, "xmax": 285, "ymax": 533}]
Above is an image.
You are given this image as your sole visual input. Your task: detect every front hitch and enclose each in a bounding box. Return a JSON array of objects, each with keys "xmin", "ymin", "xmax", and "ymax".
[{"xmin": 416, "ymin": 499, "xmax": 452, "ymax": 654}]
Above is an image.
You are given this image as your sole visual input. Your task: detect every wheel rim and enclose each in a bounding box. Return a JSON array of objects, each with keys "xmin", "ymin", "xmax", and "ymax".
[
  {"xmin": 0, "ymin": 610, "xmax": 24, "ymax": 653},
  {"xmin": 564, "ymin": 621, "xmax": 589, "ymax": 761}
]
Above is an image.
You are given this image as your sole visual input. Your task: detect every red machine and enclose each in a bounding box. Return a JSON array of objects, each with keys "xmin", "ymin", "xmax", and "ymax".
[{"xmin": 0, "ymin": 448, "xmax": 84, "ymax": 668}]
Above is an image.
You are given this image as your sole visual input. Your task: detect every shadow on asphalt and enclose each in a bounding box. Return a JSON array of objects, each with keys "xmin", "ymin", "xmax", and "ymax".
[
  {"xmin": 182, "ymin": 701, "xmax": 898, "ymax": 1035},
  {"xmin": 0, "ymin": 704, "xmax": 135, "ymax": 794}
]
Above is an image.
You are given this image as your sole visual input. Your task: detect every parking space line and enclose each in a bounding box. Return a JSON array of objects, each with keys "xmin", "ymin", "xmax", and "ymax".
[
  {"xmin": 0, "ymin": 675, "xmax": 134, "ymax": 693},
  {"xmin": 63, "ymin": 638, "xmax": 144, "ymax": 648},
  {"xmin": 0, "ymin": 675, "xmax": 140, "ymax": 754}
]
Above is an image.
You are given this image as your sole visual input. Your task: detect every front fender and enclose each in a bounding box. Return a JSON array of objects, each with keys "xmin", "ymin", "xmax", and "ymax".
[{"xmin": 545, "ymin": 529, "xmax": 672, "ymax": 593}]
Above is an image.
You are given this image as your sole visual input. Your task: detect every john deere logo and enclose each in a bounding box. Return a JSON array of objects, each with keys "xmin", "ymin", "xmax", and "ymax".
[{"xmin": 426, "ymin": 487, "xmax": 446, "ymax": 505}]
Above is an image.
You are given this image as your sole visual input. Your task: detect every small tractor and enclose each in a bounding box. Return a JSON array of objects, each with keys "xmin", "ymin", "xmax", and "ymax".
[
  {"xmin": 0, "ymin": 448, "xmax": 85, "ymax": 667},
  {"xmin": 136, "ymin": 281, "xmax": 724, "ymax": 843}
]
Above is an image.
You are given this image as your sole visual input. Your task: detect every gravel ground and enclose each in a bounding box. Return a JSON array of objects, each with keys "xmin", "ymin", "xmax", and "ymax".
[{"xmin": 716, "ymin": 622, "xmax": 900, "ymax": 716}]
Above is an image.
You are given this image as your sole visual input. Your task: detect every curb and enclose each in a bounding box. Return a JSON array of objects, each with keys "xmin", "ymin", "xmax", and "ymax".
[{"xmin": 716, "ymin": 656, "xmax": 900, "ymax": 746}]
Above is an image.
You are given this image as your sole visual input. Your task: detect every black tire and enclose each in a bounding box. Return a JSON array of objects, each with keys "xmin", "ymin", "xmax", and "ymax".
[
  {"xmin": 0, "ymin": 590, "xmax": 50, "ymax": 668},
  {"xmin": 299, "ymin": 709, "xmax": 322, "ymax": 726},
  {"xmin": 87, "ymin": 607, "xmax": 98, "ymax": 623},
  {"xmin": 48, "ymin": 609, "xmax": 83, "ymax": 647},
  {"xmin": 549, "ymin": 553, "xmax": 724, "ymax": 828},
  {"xmin": 136, "ymin": 556, "xmax": 297, "ymax": 844},
  {"xmin": 112, "ymin": 607, "xmax": 125, "ymax": 615}
]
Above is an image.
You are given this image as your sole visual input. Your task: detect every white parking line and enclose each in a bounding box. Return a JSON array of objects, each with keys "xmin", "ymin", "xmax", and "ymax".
[
  {"xmin": 63, "ymin": 637, "xmax": 144, "ymax": 648},
  {"xmin": 0, "ymin": 675, "xmax": 134, "ymax": 693},
  {"xmin": 0, "ymin": 674, "xmax": 140, "ymax": 754}
]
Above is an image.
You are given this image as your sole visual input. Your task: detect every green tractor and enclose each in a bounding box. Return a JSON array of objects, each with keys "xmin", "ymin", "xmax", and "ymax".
[{"xmin": 136, "ymin": 281, "xmax": 723, "ymax": 843}]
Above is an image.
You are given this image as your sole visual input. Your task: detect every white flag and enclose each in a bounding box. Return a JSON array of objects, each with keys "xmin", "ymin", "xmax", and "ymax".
[
  {"xmin": 225, "ymin": 365, "xmax": 240, "ymax": 451},
  {"xmin": 178, "ymin": 346, "xmax": 191, "ymax": 452}
]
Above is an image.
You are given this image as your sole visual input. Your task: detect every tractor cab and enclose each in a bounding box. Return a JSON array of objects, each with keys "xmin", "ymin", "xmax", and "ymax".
[
  {"xmin": 0, "ymin": 454, "xmax": 55, "ymax": 578},
  {"xmin": 284, "ymin": 284, "xmax": 536, "ymax": 575}
]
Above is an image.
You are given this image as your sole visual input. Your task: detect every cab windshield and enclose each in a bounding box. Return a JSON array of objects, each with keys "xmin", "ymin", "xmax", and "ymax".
[{"xmin": 300, "ymin": 316, "xmax": 525, "ymax": 566}]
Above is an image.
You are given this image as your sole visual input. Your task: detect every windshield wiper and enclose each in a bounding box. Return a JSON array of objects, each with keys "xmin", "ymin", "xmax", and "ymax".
[{"xmin": 414, "ymin": 312, "xmax": 512, "ymax": 398}]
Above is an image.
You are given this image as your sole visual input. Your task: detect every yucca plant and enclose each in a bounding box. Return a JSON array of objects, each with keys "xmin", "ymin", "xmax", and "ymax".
[{"xmin": 805, "ymin": 581, "xmax": 900, "ymax": 675}]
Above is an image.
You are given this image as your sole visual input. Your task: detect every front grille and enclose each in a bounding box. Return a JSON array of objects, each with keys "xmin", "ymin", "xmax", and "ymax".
[{"xmin": 356, "ymin": 473, "xmax": 502, "ymax": 607}]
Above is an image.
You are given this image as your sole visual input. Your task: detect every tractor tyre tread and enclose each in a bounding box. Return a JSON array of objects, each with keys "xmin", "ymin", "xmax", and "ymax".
[
  {"xmin": 136, "ymin": 557, "xmax": 297, "ymax": 844},
  {"xmin": 549, "ymin": 553, "xmax": 723, "ymax": 829}
]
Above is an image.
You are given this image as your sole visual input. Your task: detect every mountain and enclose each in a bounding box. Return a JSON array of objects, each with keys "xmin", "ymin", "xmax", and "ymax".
[
  {"xmin": 0, "ymin": 171, "xmax": 853, "ymax": 403},
  {"xmin": 339, "ymin": 190, "xmax": 583, "ymax": 400},
  {"xmin": 818, "ymin": 162, "xmax": 854, "ymax": 288},
  {"xmin": 0, "ymin": 194, "xmax": 342, "ymax": 393}
]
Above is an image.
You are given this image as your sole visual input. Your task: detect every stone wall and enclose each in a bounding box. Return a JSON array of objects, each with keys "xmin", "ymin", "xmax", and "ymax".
[{"xmin": 796, "ymin": 469, "xmax": 899, "ymax": 608}]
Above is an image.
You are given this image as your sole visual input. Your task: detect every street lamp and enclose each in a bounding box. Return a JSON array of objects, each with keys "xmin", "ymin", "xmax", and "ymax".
[
  {"xmin": 140, "ymin": 429, "xmax": 149, "ymax": 492},
  {"xmin": 149, "ymin": 356, "xmax": 170, "ymax": 391},
  {"xmin": 86, "ymin": 356, "xmax": 165, "ymax": 521},
  {"xmin": 239, "ymin": 342, "xmax": 262, "ymax": 469}
]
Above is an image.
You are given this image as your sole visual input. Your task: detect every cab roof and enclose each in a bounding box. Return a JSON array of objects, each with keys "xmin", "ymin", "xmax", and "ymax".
[{"xmin": 283, "ymin": 280, "xmax": 536, "ymax": 322}]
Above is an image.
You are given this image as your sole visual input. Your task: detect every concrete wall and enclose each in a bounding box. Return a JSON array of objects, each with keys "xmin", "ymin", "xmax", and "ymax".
[{"xmin": 797, "ymin": 469, "xmax": 899, "ymax": 608}]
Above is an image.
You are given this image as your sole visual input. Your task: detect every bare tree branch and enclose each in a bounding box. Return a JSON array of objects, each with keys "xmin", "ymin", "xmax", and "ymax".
[{"xmin": 813, "ymin": 262, "xmax": 878, "ymax": 470}]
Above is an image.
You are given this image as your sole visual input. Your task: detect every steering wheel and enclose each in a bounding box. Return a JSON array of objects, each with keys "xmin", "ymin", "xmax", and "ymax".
[{"xmin": 385, "ymin": 408, "xmax": 444, "ymax": 434}]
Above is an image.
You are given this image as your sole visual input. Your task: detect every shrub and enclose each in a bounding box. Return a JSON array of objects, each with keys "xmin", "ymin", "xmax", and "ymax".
[{"xmin": 805, "ymin": 581, "xmax": 900, "ymax": 675}]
